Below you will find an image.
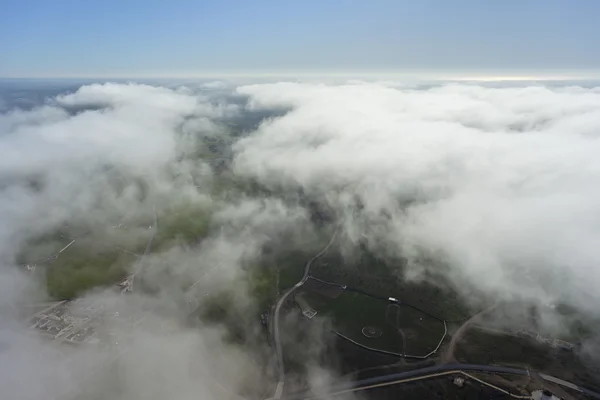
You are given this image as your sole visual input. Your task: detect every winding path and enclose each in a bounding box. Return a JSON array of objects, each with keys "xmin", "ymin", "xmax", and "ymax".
[
  {"xmin": 441, "ymin": 305, "xmax": 495, "ymax": 363},
  {"xmin": 271, "ymin": 229, "xmax": 338, "ymax": 399}
]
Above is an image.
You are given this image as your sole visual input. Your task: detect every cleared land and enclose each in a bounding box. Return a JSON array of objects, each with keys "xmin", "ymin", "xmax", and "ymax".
[
  {"xmin": 311, "ymin": 253, "xmax": 472, "ymax": 322},
  {"xmin": 298, "ymin": 282, "xmax": 446, "ymax": 358},
  {"xmin": 45, "ymin": 244, "xmax": 138, "ymax": 299}
]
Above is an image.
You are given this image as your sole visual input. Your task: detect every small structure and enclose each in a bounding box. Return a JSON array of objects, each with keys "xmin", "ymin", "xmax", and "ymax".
[
  {"xmin": 295, "ymin": 293, "xmax": 318, "ymax": 319},
  {"xmin": 302, "ymin": 309, "xmax": 318, "ymax": 319},
  {"xmin": 453, "ymin": 376, "xmax": 464, "ymax": 387}
]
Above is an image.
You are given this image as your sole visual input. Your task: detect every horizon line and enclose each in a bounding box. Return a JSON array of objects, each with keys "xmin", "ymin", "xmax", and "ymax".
[{"xmin": 2, "ymin": 69, "xmax": 600, "ymax": 81}]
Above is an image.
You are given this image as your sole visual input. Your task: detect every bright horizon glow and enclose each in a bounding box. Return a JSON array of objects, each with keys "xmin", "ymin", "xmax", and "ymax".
[{"xmin": 3, "ymin": 68, "xmax": 600, "ymax": 82}]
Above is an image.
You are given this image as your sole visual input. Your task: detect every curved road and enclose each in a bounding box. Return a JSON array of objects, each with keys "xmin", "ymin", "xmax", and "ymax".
[
  {"xmin": 442, "ymin": 304, "xmax": 495, "ymax": 363},
  {"xmin": 271, "ymin": 229, "xmax": 338, "ymax": 399},
  {"xmin": 286, "ymin": 363, "xmax": 600, "ymax": 400}
]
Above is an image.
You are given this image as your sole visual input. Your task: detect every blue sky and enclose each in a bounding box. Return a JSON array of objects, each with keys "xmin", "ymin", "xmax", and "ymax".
[{"xmin": 1, "ymin": 0, "xmax": 599, "ymax": 78}]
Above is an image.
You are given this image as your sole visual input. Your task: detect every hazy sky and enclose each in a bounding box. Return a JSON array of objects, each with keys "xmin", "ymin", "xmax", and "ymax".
[{"xmin": 2, "ymin": 0, "xmax": 600, "ymax": 78}]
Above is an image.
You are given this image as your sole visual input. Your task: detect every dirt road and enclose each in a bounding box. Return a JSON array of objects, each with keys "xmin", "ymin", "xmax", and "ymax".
[{"xmin": 441, "ymin": 305, "xmax": 495, "ymax": 363}]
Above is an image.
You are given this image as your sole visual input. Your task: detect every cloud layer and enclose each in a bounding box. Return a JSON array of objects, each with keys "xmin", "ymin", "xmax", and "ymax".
[
  {"xmin": 0, "ymin": 82, "xmax": 306, "ymax": 400},
  {"xmin": 3, "ymin": 79, "xmax": 600, "ymax": 399},
  {"xmin": 234, "ymin": 81, "xmax": 600, "ymax": 313}
]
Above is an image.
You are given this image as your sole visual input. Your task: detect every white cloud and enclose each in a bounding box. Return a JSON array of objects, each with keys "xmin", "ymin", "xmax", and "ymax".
[
  {"xmin": 0, "ymin": 81, "xmax": 320, "ymax": 400},
  {"xmin": 234, "ymin": 81, "xmax": 600, "ymax": 313},
  {"xmin": 0, "ymin": 83, "xmax": 229, "ymax": 256},
  {"xmin": 3, "ymin": 84, "xmax": 198, "ymax": 175},
  {"xmin": 0, "ymin": 83, "xmax": 253, "ymax": 400},
  {"xmin": 4, "ymin": 78, "xmax": 600, "ymax": 398}
]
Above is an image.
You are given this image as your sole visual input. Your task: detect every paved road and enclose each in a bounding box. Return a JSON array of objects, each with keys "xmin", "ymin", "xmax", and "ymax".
[
  {"xmin": 286, "ymin": 363, "xmax": 600, "ymax": 400},
  {"xmin": 271, "ymin": 230, "xmax": 338, "ymax": 399}
]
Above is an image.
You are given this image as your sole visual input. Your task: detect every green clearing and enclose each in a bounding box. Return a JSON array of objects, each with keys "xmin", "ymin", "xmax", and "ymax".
[
  {"xmin": 15, "ymin": 203, "xmax": 213, "ymax": 299},
  {"xmin": 300, "ymin": 287, "xmax": 446, "ymax": 357},
  {"xmin": 210, "ymin": 172, "xmax": 265, "ymax": 199},
  {"xmin": 152, "ymin": 205, "xmax": 212, "ymax": 251},
  {"xmin": 278, "ymin": 251, "xmax": 307, "ymax": 290},
  {"xmin": 312, "ymin": 252, "xmax": 471, "ymax": 322},
  {"xmin": 16, "ymin": 233, "xmax": 74, "ymax": 265},
  {"xmin": 248, "ymin": 265, "xmax": 278, "ymax": 312},
  {"xmin": 393, "ymin": 305, "xmax": 446, "ymax": 355},
  {"xmin": 274, "ymin": 229, "xmax": 338, "ymax": 292},
  {"xmin": 302, "ymin": 290, "xmax": 403, "ymax": 354},
  {"xmin": 45, "ymin": 245, "xmax": 136, "ymax": 299},
  {"xmin": 329, "ymin": 292, "xmax": 403, "ymax": 353}
]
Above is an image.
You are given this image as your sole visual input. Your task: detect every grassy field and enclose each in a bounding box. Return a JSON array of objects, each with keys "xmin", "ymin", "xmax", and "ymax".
[
  {"xmin": 300, "ymin": 287, "xmax": 446, "ymax": 357},
  {"xmin": 327, "ymin": 291, "xmax": 404, "ymax": 353},
  {"xmin": 16, "ymin": 232, "xmax": 139, "ymax": 300},
  {"xmin": 15, "ymin": 200, "xmax": 216, "ymax": 300},
  {"xmin": 152, "ymin": 204, "xmax": 212, "ymax": 250},
  {"xmin": 44, "ymin": 243, "xmax": 137, "ymax": 299},
  {"xmin": 272, "ymin": 228, "xmax": 338, "ymax": 292},
  {"xmin": 392, "ymin": 304, "xmax": 446, "ymax": 356},
  {"xmin": 16, "ymin": 233, "xmax": 75, "ymax": 265},
  {"xmin": 301, "ymin": 290, "xmax": 402, "ymax": 354},
  {"xmin": 277, "ymin": 249, "xmax": 310, "ymax": 290},
  {"xmin": 274, "ymin": 245, "xmax": 453, "ymax": 359},
  {"xmin": 247, "ymin": 264, "xmax": 278, "ymax": 312},
  {"xmin": 312, "ymin": 251, "xmax": 471, "ymax": 322}
]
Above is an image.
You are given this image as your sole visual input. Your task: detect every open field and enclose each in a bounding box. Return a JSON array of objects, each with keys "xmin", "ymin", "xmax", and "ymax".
[
  {"xmin": 44, "ymin": 242, "xmax": 138, "ymax": 300},
  {"xmin": 14, "ymin": 201, "xmax": 214, "ymax": 300},
  {"xmin": 311, "ymin": 252, "xmax": 472, "ymax": 322},
  {"xmin": 298, "ymin": 283, "xmax": 446, "ymax": 358},
  {"xmin": 152, "ymin": 204, "xmax": 211, "ymax": 250},
  {"xmin": 323, "ymin": 291, "xmax": 404, "ymax": 354},
  {"xmin": 302, "ymin": 277, "xmax": 344, "ymax": 298},
  {"xmin": 390, "ymin": 304, "xmax": 446, "ymax": 356},
  {"xmin": 16, "ymin": 234, "xmax": 76, "ymax": 266}
]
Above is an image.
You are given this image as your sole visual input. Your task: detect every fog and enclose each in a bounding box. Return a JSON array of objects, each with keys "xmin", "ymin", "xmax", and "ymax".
[
  {"xmin": 1, "ymin": 79, "xmax": 600, "ymax": 399},
  {"xmin": 234, "ymin": 82, "xmax": 600, "ymax": 312},
  {"xmin": 0, "ymin": 82, "xmax": 306, "ymax": 400}
]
